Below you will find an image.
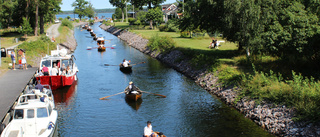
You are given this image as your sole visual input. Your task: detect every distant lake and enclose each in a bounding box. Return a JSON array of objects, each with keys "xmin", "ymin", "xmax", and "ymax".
[{"xmin": 56, "ymin": 13, "xmax": 113, "ymax": 19}]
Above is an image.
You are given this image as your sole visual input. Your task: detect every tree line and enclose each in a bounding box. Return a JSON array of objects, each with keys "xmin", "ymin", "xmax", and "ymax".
[
  {"xmin": 0, "ymin": 0, "xmax": 62, "ymax": 36},
  {"xmin": 61, "ymin": 8, "xmax": 115, "ymax": 14}
]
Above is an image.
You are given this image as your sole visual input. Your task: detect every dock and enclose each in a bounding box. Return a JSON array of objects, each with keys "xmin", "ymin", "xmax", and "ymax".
[{"xmin": 0, "ymin": 68, "xmax": 37, "ymax": 124}]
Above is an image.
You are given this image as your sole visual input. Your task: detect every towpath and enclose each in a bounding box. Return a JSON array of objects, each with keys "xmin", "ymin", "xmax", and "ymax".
[
  {"xmin": 46, "ymin": 23, "xmax": 61, "ymax": 39},
  {"xmin": 0, "ymin": 68, "xmax": 37, "ymax": 122}
]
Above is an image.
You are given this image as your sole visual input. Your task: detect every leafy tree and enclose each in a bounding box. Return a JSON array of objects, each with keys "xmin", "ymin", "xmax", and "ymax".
[
  {"xmin": 19, "ymin": 17, "xmax": 33, "ymax": 38},
  {"xmin": 109, "ymin": 0, "xmax": 126, "ymax": 22},
  {"xmin": 85, "ymin": 2, "xmax": 95, "ymax": 19},
  {"xmin": 113, "ymin": 7, "xmax": 123, "ymax": 20},
  {"xmin": 72, "ymin": 0, "xmax": 89, "ymax": 20},
  {"xmin": 0, "ymin": 0, "xmax": 17, "ymax": 28},
  {"xmin": 145, "ymin": 7, "xmax": 162, "ymax": 29},
  {"xmin": 39, "ymin": 0, "xmax": 62, "ymax": 34},
  {"xmin": 132, "ymin": 0, "xmax": 165, "ymax": 9}
]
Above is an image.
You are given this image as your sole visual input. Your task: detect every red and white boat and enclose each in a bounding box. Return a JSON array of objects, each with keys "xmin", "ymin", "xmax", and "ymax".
[{"xmin": 36, "ymin": 48, "xmax": 78, "ymax": 90}]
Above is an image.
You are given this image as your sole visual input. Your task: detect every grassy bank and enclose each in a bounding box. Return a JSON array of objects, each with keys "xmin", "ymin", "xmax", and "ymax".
[{"xmin": 111, "ymin": 22, "xmax": 320, "ymax": 123}]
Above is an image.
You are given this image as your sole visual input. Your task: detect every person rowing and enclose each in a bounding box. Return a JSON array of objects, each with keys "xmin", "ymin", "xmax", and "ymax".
[
  {"xmin": 121, "ymin": 59, "xmax": 130, "ymax": 67},
  {"xmin": 144, "ymin": 121, "xmax": 159, "ymax": 137},
  {"xmin": 125, "ymin": 81, "xmax": 140, "ymax": 94}
]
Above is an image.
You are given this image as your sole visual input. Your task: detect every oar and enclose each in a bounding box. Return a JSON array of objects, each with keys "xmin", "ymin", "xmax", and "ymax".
[
  {"xmin": 99, "ymin": 91, "xmax": 125, "ymax": 100},
  {"xmin": 105, "ymin": 47, "xmax": 115, "ymax": 49},
  {"xmin": 141, "ymin": 91, "xmax": 166, "ymax": 98},
  {"xmin": 131, "ymin": 61, "xmax": 146, "ymax": 65},
  {"xmin": 104, "ymin": 64, "xmax": 119, "ymax": 66},
  {"xmin": 87, "ymin": 47, "xmax": 99, "ymax": 50}
]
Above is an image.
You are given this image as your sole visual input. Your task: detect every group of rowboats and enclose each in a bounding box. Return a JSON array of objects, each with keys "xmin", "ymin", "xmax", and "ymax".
[{"xmin": 82, "ymin": 24, "xmax": 106, "ymax": 52}]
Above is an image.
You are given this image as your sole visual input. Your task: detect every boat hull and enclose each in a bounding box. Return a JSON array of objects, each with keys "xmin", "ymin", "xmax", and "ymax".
[
  {"xmin": 36, "ymin": 74, "xmax": 77, "ymax": 90},
  {"xmin": 125, "ymin": 93, "xmax": 142, "ymax": 101},
  {"xmin": 98, "ymin": 47, "xmax": 106, "ymax": 51},
  {"xmin": 120, "ymin": 66, "xmax": 132, "ymax": 73}
]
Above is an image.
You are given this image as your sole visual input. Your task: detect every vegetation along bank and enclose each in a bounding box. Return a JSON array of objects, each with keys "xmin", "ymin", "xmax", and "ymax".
[{"xmin": 100, "ymin": 24, "xmax": 320, "ymax": 136}]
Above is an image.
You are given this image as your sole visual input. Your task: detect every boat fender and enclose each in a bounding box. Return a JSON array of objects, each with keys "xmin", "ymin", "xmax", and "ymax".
[{"xmin": 48, "ymin": 122, "xmax": 55, "ymax": 130}]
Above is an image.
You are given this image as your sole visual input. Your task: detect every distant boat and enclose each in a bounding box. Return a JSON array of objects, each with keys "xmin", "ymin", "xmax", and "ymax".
[{"xmin": 98, "ymin": 46, "xmax": 106, "ymax": 51}]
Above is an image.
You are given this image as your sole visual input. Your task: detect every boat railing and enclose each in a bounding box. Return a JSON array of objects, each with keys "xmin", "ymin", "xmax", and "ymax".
[{"xmin": 17, "ymin": 92, "xmax": 50, "ymax": 105}]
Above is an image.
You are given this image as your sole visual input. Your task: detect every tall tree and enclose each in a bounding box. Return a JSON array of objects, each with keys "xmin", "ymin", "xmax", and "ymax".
[
  {"xmin": 34, "ymin": 0, "xmax": 39, "ymax": 36},
  {"xmin": 0, "ymin": 0, "xmax": 17, "ymax": 28},
  {"xmin": 109, "ymin": 0, "xmax": 126, "ymax": 22},
  {"xmin": 39, "ymin": 0, "xmax": 62, "ymax": 34},
  {"xmin": 72, "ymin": 0, "xmax": 89, "ymax": 20},
  {"xmin": 85, "ymin": 2, "xmax": 95, "ymax": 19}
]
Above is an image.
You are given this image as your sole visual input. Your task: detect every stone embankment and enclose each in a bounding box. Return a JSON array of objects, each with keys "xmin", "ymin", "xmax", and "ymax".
[{"xmin": 99, "ymin": 24, "xmax": 320, "ymax": 136}]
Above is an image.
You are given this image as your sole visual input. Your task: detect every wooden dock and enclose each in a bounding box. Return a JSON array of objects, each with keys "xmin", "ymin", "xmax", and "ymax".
[{"xmin": 0, "ymin": 68, "xmax": 37, "ymax": 124}]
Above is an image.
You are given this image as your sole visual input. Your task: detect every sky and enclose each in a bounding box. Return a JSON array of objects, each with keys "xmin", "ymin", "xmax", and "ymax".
[{"xmin": 61, "ymin": 0, "xmax": 178, "ymax": 11}]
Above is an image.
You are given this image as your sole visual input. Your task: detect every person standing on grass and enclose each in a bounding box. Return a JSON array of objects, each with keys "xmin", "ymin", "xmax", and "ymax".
[
  {"xmin": 21, "ymin": 53, "xmax": 27, "ymax": 70},
  {"xmin": 11, "ymin": 51, "xmax": 16, "ymax": 70}
]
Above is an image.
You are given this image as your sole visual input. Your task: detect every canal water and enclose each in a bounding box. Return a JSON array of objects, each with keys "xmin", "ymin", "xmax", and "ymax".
[{"xmin": 54, "ymin": 23, "xmax": 272, "ymax": 137}]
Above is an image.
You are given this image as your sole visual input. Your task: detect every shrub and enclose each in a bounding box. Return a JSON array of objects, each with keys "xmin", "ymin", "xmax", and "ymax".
[
  {"xmin": 75, "ymin": 19, "xmax": 80, "ymax": 23},
  {"xmin": 239, "ymin": 70, "xmax": 320, "ymax": 122},
  {"xmin": 89, "ymin": 19, "xmax": 94, "ymax": 24},
  {"xmin": 147, "ymin": 35, "xmax": 176, "ymax": 53},
  {"xmin": 158, "ymin": 24, "xmax": 167, "ymax": 32},
  {"xmin": 61, "ymin": 19, "xmax": 73, "ymax": 29},
  {"xmin": 128, "ymin": 18, "xmax": 136, "ymax": 25},
  {"xmin": 134, "ymin": 20, "xmax": 141, "ymax": 25},
  {"xmin": 58, "ymin": 17, "xmax": 63, "ymax": 20},
  {"xmin": 180, "ymin": 31, "xmax": 190, "ymax": 38}
]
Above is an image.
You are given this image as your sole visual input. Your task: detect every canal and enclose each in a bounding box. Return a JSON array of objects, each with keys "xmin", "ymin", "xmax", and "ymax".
[{"xmin": 54, "ymin": 23, "xmax": 272, "ymax": 137}]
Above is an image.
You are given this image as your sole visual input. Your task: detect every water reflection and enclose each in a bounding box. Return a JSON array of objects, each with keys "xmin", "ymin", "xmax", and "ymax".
[
  {"xmin": 54, "ymin": 81, "xmax": 78, "ymax": 104},
  {"xmin": 125, "ymin": 98, "xmax": 143, "ymax": 111}
]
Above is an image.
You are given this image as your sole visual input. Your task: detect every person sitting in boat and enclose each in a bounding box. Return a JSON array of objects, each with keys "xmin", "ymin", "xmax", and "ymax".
[
  {"xmin": 60, "ymin": 63, "xmax": 66, "ymax": 72},
  {"xmin": 40, "ymin": 95, "xmax": 47, "ymax": 102},
  {"xmin": 51, "ymin": 63, "xmax": 59, "ymax": 76},
  {"xmin": 144, "ymin": 121, "xmax": 158, "ymax": 137},
  {"xmin": 66, "ymin": 66, "xmax": 71, "ymax": 75},
  {"xmin": 35, "ymin": 81, "xmax": 44, "ymax": 92},
  {"xmin": 122, "ymin": 59, "xmax": 130, "ymax": 67},
  {"xmin": 42, "ymin": 65, "xmax": 49, "ymax": 76},
  {"xmin": 125, "ymin": 81, "xmax": 140, "ymax": 94},
  {"xmin": 61, "ymin": 68, "xmax": 67, "ymax": 76}
]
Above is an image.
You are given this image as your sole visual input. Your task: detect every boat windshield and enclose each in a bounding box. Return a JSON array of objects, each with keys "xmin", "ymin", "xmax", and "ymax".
[
  {"xmin": 14, "ymin": 109, "xmax": 24, "ymax": 119},
  {"xmin": 41, "ymin": 60, "xmax": 51, "ymax": 68},
  {"xmin": 27, "ymin": 109, "xmax": 34, "ymax": 118},
  {"xmin": 37, "ymin": 107, "xmax": 48, "ymax": 118}
]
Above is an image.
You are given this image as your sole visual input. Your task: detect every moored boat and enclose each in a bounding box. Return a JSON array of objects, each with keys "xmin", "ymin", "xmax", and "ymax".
[
  {"xmin": 91, "ymin": 33, "xmax": 96, "ymax": 37},
  {"xmin": 36, "ymin": 48, "xmax": 79, "ymax": 90},
  {"xmin": 124, "ymin": 86, "xmax": 142, "ymax": 101},
  {"xmin": 0, "ymin": 89, "xmax": 57, "ymax": 137},
  {"xmin": 119, "ymin": 65, "xmax": 132, "ymax": 73}
]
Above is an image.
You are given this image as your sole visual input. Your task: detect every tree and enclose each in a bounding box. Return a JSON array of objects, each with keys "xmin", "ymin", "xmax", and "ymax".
[
  {"xmin": 39, "ymin": 0, "xmax": 62, "ymax": 34},
  {"xmin": 85, "ymin": 2, "xmax": 95, "ymax": 19},
  {"xmin": 34, "ymin": 0, "xmax": 39, "ymax": 36},
  {"xmin": 72, "ymin": 0, "xmax": 89, "ymax": 20},
  {"xmin": 19, "ymin": 17, "xmax": 33, "ymax": 38},
  {"xmin": 145, "ymin": 7, "xmax": 162, "ymax": 29},
  {"xmin": 109, "ymin": 0, "xmax": 126, "ymax": 22},
  {"xmin": 0, "ymin": 0, "xmax": 17, "ymax": 28}
]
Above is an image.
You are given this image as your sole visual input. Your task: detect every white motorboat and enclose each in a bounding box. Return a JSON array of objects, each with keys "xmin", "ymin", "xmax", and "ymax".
[{"xmin": 0, "ymin": 89, "xmax": 58, "ymax": 137}]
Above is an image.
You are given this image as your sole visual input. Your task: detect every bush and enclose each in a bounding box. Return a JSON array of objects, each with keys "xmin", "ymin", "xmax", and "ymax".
[
  {"xmin": 239, "ymin": 70, "xmax": 320, "ymax": 122},
  {"xmin": 166, "ymin": 20, "xmax": 179, "ymax": 32},
  {"xmin": 89, "ymin": 19, "xmax": 94, "ymax": 25},
  {"xmin": 134, "ymin": 20, "xmax": 141, "ymax": 25},
  {"xmin": 147, "ymin": 35, "xmax": 176, "ymax": 53},
  {"xmin": 75, "ymin": 19, "xmax": 80, "ymax": 23},
  {"xmin": 61, "ymin": 19, "xmax": 73, "ymax": 29},
  {"xmin": 180, "ymin": 31, "xmax": 190, "ymax": 38},
  {"xmin": 58, "ymin": 17, "xmax": 63, "ymax": 20},
  {"xmin": 128, "ymin": 18, "xmax": 136, "ymax": 25},
  {"xmin": 158, "ymin": 24, "xmax": 167, "ymax": 32}
]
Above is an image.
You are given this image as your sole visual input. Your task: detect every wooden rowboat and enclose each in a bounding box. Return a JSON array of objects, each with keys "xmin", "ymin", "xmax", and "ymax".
[
  {"xmin": 124, "ymin": 86, "xmax": 142, "ymax": 101},
  {"xmin": 91, "ymin": 33, "xmax": 96, "ymax": 37},
  {"xmin": 98, "ymin": 46, "xmax": 106, "ymax": 51},
  {"xmin": 119, "ymin": 65, "xmax": 132, "ymax": 73}
]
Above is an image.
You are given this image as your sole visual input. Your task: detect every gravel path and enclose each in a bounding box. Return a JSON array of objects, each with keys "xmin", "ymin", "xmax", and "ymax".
[{"xmin": 46, "ymin": 23, "xmax": 61, "ymax": 39}]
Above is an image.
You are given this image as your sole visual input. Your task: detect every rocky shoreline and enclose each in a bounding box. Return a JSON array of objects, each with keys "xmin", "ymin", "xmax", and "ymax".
[{"xmin": 99, "ymin": 24, "xmax": 320, "ymax": 136}]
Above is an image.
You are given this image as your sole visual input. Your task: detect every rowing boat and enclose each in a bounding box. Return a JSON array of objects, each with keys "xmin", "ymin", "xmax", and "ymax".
[
  {"xmin": 119, "ymin": 65, "xmax": 132, "ymax": 73},
  {"xmin": 124, "ymin": 86, "xmax": 142, "ymax": 101},
  {"xmin": 98, "ymin": 46, "xmax": 106, "ymax": 51}
]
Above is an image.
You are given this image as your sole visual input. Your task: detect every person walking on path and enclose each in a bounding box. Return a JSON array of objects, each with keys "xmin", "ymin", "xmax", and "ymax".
[
  {"xmin": 21, "ymin": 53, "xmax": 27, "ymax": 70},
  {"xmin": 10, "ymin": 52, "xmax": 16, "ymax": 70}
]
